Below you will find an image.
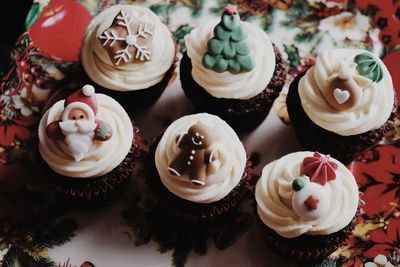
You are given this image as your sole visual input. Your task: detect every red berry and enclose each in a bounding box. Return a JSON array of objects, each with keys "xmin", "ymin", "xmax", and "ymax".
[
  {"xmin": 30, "ymin": 66, "xmax": 41, "ymax": 76},
  {"xmin": 24, "ymin": 73, "xmax": 33, "ymax": 83},
  {"xmin": 304, "ymin": 59, "xmax": 315, "ymax": 66},
  {"xmin": 297, "ymin": 65, "xmax": 306, "ymax": 72},
  {"xmin": 34, "ymin": 79, "xmax": 45, "ymax": 88},
  {"xmin": 20, "ymin": 60, "xmax": 29, "ymax": 70}
]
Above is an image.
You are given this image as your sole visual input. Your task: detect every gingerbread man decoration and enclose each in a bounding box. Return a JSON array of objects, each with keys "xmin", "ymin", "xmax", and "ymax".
[
  {"xmin": 167, "ymin": 121, "xmax": 220, "ymax": 186},
  {"xmin": 46, "ymin": 85, "xmax": 113, "ymax": 162}
]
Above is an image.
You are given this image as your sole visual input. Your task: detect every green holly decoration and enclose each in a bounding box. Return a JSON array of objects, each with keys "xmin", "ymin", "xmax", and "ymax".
[
  {"xmin": 202, "ymin": 4, "xmax": 254, "ymax": 74},
  {"xmin": 96, "ymin": 122, "xmax": 111, "ymax": 140},
  {"xmin": 354, "ymin": 52, "xmax": 383, "ymax": 83}
]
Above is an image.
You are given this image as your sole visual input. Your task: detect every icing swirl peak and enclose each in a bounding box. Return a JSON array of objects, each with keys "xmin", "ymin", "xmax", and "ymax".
[{"xmin": 81, "ymin": 5, "xmax": 175, "ymax": 91}]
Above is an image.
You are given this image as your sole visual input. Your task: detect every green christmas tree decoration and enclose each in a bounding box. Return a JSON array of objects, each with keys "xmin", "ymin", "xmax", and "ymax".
[
  {"xmin": 354, "ymin": 52, "xmax": 383, "ymax": 83},
  {"xmin": 202, "ymin": 4, "xmax": 255, "ymax": 74}
]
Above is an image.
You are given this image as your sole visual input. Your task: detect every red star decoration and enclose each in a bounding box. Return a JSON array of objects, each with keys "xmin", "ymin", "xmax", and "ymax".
[
  {"xmin": 301, "ymin": 152, "xmax": 338, "ymax": 185},
  {"xmin": 224, "ymin": 4, "xmax": 238, "ymax": 15},
  {"xmin": 304, "ymin": 195, "xmax": 319, "ymax": 211}
]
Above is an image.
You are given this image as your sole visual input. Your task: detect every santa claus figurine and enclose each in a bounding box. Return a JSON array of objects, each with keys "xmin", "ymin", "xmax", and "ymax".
[{"xmin": 46, "ymin": 85, "xmax": 113, "ymax": 162}]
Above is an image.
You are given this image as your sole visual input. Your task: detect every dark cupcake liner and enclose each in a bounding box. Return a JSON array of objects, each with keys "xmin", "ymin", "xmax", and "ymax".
[
  {"xmin": 256, "ymin": 206, "xmax": 359, "ymax": 263},
  {"xmin": 93, "ymin": 61, "xmax": 176, "ymax": 112},
  {"xmin": 81, "ymin": 45, "xmax": 178, "ymax": 112},
  {"xmin": 179, "ymin": 43, "xmax": 287, "ymax": 132},
  {"xmin": 287, "ymin": 72, "xmax": 397, "ymax": 164},
  {"xmin": 145, "ymin": 138, "xmax": 252, "ymax": 224},
  {"xmin": 44, "ymin": 128, "xmax": 141, "ymax": 210}
]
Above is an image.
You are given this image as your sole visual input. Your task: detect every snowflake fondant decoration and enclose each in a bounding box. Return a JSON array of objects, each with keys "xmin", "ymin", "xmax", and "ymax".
[{"xmin": 98, "ymin": 10, "xmax": 155, "ymax": 66}]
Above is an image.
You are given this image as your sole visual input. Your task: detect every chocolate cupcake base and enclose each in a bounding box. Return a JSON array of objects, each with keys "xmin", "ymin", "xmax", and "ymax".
[
  {"xmin": 45, "ymin": 131, "xmax": 141, "ymax": 210},
  {"xmin": 146, "ymin": 138, "xmax": 252, "ymax": 224},
  {"xmin": 179, "ymin": 43, "xmax": 287, "ymax": 132},
  {"xmin": 257, "ymin": 208, "xmax": 359, "ymax": 263},
  {"xmin": 81, "ymin": 44, "xmax": 178, "ymax": 112},
  {"xmin": 90, "ymin": 62, "xmax": 176, "ymax": 112},
  {"xmin": 287, "ymin": 73, "xmax": 397, "ymax": 164},
  {"xmin": 46, "ymin": 61, "xmax": 176, "ymax": 113}
]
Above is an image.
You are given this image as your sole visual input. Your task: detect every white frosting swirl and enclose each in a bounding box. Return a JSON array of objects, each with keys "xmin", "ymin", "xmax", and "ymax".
[
  {"xmin": 155, "ymin": 113, "xmax": 247, "ymax": 203},
  {"xmin": 255, "ymin": 151, "xmax": 359, "ymax": 238},
  {"xmin": 81, "ymin": 5, "xmax": 175, "ymax": 91},
  {"xmin": 299, "ymin": 49, "xmax": 394, "ymax": 136},
  {"xmin": 185, "ymin": 19, "xmax": 276, "ymax": 100},
  {"xmin": 39, "ymin": 94, "xmax": 133, "ymax": 178}
]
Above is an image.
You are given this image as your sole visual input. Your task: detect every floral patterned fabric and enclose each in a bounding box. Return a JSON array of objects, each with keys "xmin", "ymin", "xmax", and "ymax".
[{"xmin": 0, "ymin": 0, "xmax": 399, "ymax": 266}]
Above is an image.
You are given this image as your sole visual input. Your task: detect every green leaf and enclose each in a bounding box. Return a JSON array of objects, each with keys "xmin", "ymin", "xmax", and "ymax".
[
  {"xmin": 31, "ymin": 256, "xmax": 55, "ymax": 267},
  {"xmin": 2, "ymin": 247, "xmax": 22, "ymax": 267},
  {"xmin": 25, "ymin": 3, "xmax": 41, "ymax": 30},
  {"xmin": 172, "ymin": 24, "xmax": 194, "ymax": 42},
  {"xmin": 285, "ymin": 0, "xmax": 308, "ymax": 20},
  {"xmin": 2, "ymin": 246, "xmax": 55, "ymax": 267},
  {"xmin": 31, "ymin": 218, "xmax": 78, "ymax": 251},
  {"xmin": 280, "ymin": 20, "xmax": 294, "ymax": 27},
  {"xmin": 294, "ymin": 31, "xmax": 319, "ymax": 43},
  {"xmin": 172, "ymin": 24, "xmax": 194, "ymax": 53},
  {"xmin": 149, "ymin": 4, "xmax": 168, "ymax": 15},
  {"xmin": 283, "ymin": 44, "xmax": 301, "ymax": 71},
  {"xmin": 176, "ymin": 0, "xmax": 204, "ymax": 17}
]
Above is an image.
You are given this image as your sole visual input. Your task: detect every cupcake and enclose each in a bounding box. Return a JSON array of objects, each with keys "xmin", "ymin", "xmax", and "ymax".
[
  {"xmin": 80, "ymin": 5, "xmax": 176, "ymax": 111},
  {"xmin": 255, "ymin": 151, "xmax": 359, "ymax": 262},
  {"xmin": 38, "ymin": 85, "xmax": 140, "ymax": 208},
  {"xmin": 287, "ymin": 48, "xmax": 397, "ymax": 164},
  {"xmin": 180, "ymin": 4, "xmax": 287, "ymax": 132},
  {"xmin": 147, "ymin": 113, "xmax": 251, "ymax": 223}
]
